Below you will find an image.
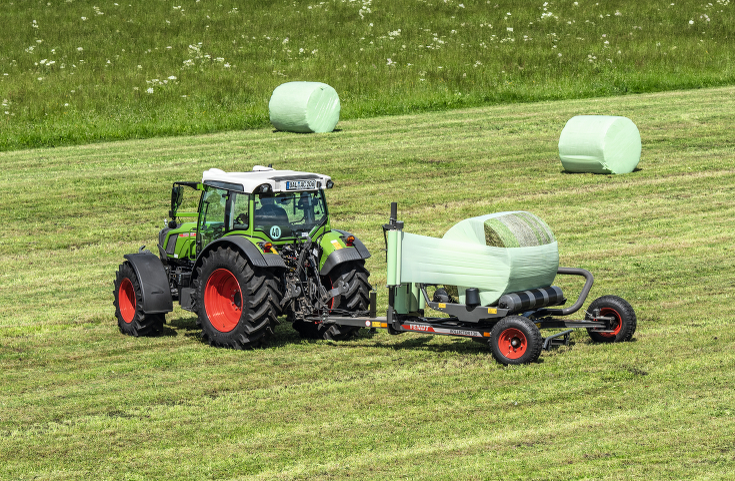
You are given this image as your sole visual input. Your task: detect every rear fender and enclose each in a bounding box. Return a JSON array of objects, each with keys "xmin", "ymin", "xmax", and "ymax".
[
  {"xmin": 192, "ymin": 236, "xmax": 286, "ymax": 281},
  {"xmin": 123, "ymin": 252, "xmax": 174, "ymax": 314},
  {"xmin": 319, "ymin": 229, "xmax": 371, "ymax": 276}
]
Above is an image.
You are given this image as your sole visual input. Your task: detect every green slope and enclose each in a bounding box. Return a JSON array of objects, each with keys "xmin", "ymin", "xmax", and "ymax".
[{"xmin": 1, "ymin": 87, "xmax": 734, "ymax": 480}]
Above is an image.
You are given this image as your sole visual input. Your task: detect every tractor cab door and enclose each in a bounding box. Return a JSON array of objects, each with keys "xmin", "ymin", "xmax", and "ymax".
[
  {"xmin": 196, "ymin": 183, "xmax": 250, "ymax": 255},
  {"xmin": 197, "ymin": 185, "xmax": 229, "ymax": 255}
]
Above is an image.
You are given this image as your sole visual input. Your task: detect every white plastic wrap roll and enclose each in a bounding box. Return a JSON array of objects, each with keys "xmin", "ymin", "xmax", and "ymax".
[
  {"xmin": 558, "ymin": 115, "xmax": 641, "ymax": 174},
  {"xmin": 395, "ymin": 212, "xmax": 559, "ymax": 306},
  {"xmin": 269, "ymin": 81, "xmax": 340, "ymax": 133}
]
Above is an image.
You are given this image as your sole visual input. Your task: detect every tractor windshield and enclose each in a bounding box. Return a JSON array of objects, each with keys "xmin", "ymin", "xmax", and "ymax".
[{"xmin": 254, "ymin": 190, "xmax": 328, "ymax": 241}]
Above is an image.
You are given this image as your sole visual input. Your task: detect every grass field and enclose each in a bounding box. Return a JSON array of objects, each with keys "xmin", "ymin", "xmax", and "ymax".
[
  {"xmin": 1, "ymin": 86, "xmax": 734, "ymax": 479},
  {"xmin": 1, "ymin": 0, "xmax": 734, "ymax": 150}
]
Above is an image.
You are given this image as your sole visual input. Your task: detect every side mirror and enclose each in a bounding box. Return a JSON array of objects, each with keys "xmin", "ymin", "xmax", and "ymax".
[{"xmin": 169, "ymin": 185, "xmax": 184, "ymax": 219}]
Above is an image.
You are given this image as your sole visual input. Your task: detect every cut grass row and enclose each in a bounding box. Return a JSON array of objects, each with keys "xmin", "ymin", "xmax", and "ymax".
[
  {"xmin": 1, "ymin": 87, "xmax": 735, "ymax": 479},
  {"xmin": 1, "ymin": 0, "xmax": 734, "ymax": 150}
]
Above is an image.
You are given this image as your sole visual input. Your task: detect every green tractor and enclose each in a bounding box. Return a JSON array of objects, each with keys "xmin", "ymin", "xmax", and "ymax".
[{"xmin": 113, "ymin": 166, "xmax": 372, "ymax": 348}]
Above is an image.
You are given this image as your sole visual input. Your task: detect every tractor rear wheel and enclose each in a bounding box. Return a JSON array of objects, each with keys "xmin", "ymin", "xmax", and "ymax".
[
  {"xmin": 489, "ymin": 316, "xmax": 543, "ymax": 365},
  {"xmin": 195, "ymin": 247, "xmax": 281, "ymax": 349},
  {"xmin": 586, "ymin": 295, "xmax": 636, "ymax": 343},
  {"xmin": 293, "ymin": 262, "xmax": 372, "ymax": 341},
  {"xmin": 113, "ymin": 261, "xmax": 164, "ymax": 337}
]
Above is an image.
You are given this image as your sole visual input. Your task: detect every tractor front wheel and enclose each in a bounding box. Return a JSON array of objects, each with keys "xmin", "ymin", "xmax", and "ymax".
[
  {"xmin": 586, "ymin": 295, "xmax": 637, "ymax": 343},
  {"xmin": 195, "ymin": 247, "xmax": 281, "ymax": 349},
  {"xmin": 293, "ymin": 262, "xmax": 372, "ymax": 341},
  {"xmin": 113, "ymin": 261, "xmax": 164, "ymax": 337},
  {"xmin": 489, "ymin": 316, "xmax": 543, "ymax": 365}
]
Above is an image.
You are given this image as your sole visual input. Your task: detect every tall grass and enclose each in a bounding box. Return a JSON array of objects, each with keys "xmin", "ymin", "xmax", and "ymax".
[{"xmin": 1, "ymin": 0, "xmax": 733, "ymax": 150}]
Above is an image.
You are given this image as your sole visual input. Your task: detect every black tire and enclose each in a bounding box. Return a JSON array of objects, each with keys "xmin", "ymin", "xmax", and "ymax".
[
  {"xmin": 586, "ymin": 295, "xmax": 636, "ymax": 343},
  {"xmin": 195, "ymin": 246, "xmax": 281, "ymax": 349},
  {"xmin": 489, "ymin": 316, "xmax": 543, "ymax": 365},
  {"xmin": 113, "ymin": 261, "xmax": 164, "ymax": 337},
  {"xmin": 293, "ymin": 262, "xmax": 372, "ymax": 341}
]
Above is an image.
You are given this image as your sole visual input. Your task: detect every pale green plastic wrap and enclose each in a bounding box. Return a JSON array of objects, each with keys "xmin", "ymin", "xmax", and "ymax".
[
  {"xmin": 269, "ymin": 81, "xmax": 340, "ymax": 133},
  {"xmin": 390, "ymin": 212, "xmax": 559, "ymax": 306},
  {"xmin": 558, "ymin": 115, "xmax": 641, "ymax": 174}
]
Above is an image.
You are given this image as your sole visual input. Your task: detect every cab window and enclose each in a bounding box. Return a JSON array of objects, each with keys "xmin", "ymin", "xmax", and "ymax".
[{"xmin": 253, "ymin": 191, "xmax": 327, "ymax": 240}]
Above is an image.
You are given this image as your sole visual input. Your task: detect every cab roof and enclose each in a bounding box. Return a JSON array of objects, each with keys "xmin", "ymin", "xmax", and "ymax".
[{"xmin": 202, "ymin": 166, "xmax": 333, "ymax": 194}]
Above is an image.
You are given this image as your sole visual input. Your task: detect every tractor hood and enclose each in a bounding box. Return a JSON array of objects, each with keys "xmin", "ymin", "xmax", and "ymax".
[{"xmin": 202, "ymin": 166, "xmax": 333, "ymax": 194}]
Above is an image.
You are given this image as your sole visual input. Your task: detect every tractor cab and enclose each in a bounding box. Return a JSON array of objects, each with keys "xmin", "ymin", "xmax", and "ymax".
[{"xmin": 157, "ymin": 166, "xmax": 338, "ymax": 264}]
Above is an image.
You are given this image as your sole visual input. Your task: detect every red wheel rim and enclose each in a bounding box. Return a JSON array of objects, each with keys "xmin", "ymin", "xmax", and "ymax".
[
  {"xmin": 119, "ymin": 278, "xmax": 136, "ymax": 324},
  {"xmin": 498, "ymin": 328, "xmax": 528, "ymax": 360},
  {"xmin": 599, "ymin": 307, "xmax": 622, "ymax": 337},
  {"xmin": 204, "ymin": 269, "xmax": 243, "ymax": 333}
]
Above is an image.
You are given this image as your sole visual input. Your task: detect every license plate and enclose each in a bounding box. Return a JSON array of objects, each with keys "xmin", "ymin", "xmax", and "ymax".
[{"xmin": 285, "ymin": 179, "xmax": 317, "ymax": 190}]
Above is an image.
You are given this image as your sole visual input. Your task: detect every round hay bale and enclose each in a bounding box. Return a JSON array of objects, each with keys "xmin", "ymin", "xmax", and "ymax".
[
  {"xmin": 395, "ymin": 212, "xmax": 559, "ymax": 307},
  {"xmin": 558, "ymin": 115, "xmax": 641, "ymax": 174},
  {"xmin": 268, "ymin": 81, "xmax": 340, "ymax": 133}
]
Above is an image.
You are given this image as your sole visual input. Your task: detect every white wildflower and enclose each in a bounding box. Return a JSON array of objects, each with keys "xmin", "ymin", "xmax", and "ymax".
[
  {"xmin": 81, "ymin": 16, "xmax": 87, "ymax": 20},
  {"xmin": 507, "ymin": 27, "xmax": 513, "ymax": 32},
  {"xmin": 168, "ymin": 75, "xmax": 177, "ymax": 80},
  {"xmin": 146, "ymin": 87, "xmax": 154, "ymax": 94},
  {"xmin": 689, "ymin": 20, "xmax": 694, "ymax": 24}
]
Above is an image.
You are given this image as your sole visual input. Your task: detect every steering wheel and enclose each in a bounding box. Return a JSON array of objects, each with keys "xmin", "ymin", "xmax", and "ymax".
[{"xmin": 235, "ymin": 213, "xmax": 248, "ymax": 225}]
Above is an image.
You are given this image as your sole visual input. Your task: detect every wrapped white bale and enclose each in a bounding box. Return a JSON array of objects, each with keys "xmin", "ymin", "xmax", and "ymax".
[
  {"xmin": 558, "ymin": 115, "xmax": 641, "ymax": 174},
  {"xmin": 269, "ymin": 81, "xmax": 340, "ymax": 133},
  {"xmin": 398, "ymin": 212, "xmax": 559, "ymax": 306}
]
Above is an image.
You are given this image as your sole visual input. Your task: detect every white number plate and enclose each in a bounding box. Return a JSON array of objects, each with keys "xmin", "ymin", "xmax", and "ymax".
[{"xmin": 285, "ymin": 179, "xmax": 317, "ymax": 191}]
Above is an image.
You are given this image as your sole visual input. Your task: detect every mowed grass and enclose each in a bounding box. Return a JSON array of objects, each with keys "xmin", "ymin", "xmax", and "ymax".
[
  {"xmin": 1, "ymin": 0, "xmax": 734, "ymax": 150},
  {"xmin": 1, "ymin": 87, "xmax": 735, "ymax": 479}
]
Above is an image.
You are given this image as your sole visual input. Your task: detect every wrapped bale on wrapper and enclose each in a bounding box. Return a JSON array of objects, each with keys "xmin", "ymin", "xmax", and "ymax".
[
  {"xmin": 269, "ymin": 81, "xmax": 340, "ymax": 133},
  {"xmin": 391, "ymin": 212, "xmax": 559, "ymax": 307},
  {"xmin": 558, "ymin": 115, "xmax": 641, "ymax": 174}
]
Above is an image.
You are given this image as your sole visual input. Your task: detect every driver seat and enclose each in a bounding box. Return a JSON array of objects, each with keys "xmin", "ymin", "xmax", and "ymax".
[{"xmin": 256, "ymin": 204, "xmax": 291, "ymax": 238}]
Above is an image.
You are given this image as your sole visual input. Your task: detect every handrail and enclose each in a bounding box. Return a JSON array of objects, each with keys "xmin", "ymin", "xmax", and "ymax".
[{"xmin": 541, "ymin": 267, "xmax": 594, "ymax": 316}]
